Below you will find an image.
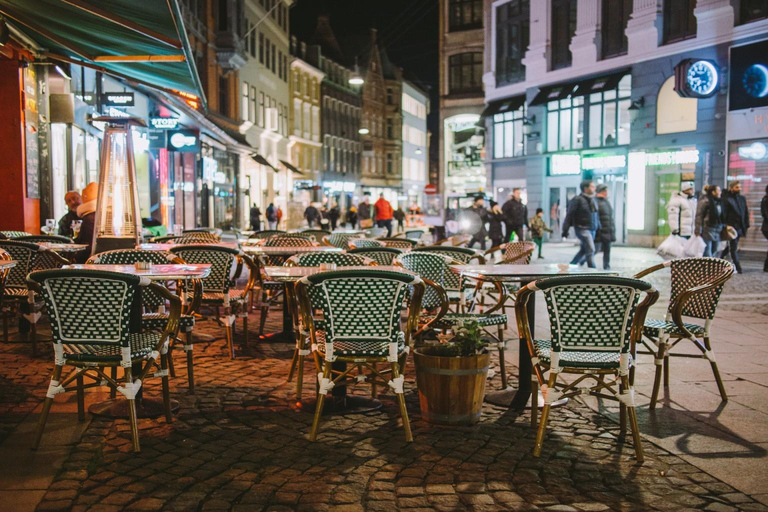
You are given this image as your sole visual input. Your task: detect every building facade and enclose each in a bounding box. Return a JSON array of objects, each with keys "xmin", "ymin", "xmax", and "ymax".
[
  {"xmin": 401, "ymin": 81, "xmax": 430, "ymax": 208},
  {"xmin": 439, "ymin": 0, "xmax": 487, "ymax": 204},
  {"xmin": 483, "ymin": 0, "xmax": 768, "ymax": 250}
]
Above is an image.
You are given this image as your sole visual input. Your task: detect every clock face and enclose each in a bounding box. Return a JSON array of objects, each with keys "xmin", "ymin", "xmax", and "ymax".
[
  {"xmin": 743, "ymin": 64, "xmax": 768, "ymax": 99},
  {"xmin": 686, "ymin": 60, "xmax": 718, "ymax": 97}
]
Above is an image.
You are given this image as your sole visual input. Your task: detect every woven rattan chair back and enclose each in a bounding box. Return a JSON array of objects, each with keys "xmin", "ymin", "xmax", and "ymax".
[
  {"xmin": 396, "ymin": 252, "xmax": 450, "ymax": 310},
  {"xmin": 248, "ymin": 230, "xmax": 286, "ymax": 240},
  {"xmin": 288, "ymin": 253, "xmax": 369, "ymax": 267},
  {"xmin": 89, "ymin": 250, "xmax": 178, "ymax": 309},
  {"xmin": 668, "ymin": 258, "xmax": 733, "ymax": 320},
  {"xmin": 413, "ymin": 246, "xmax": 481, "ymax": 292},
  {"xmin": 324, "ymin": 232, "xmax": 357, "ymax": 249},
  {"xmin": 0, "ymin": 231, "xmax": 32, "ymax": 239},
  {"xmin": 538, "ymin": 276, "xmax": 649, "ymax": 355},
  {"xmin": 169, "ymin": 245, "xmax": 239, "ymax": 294},
  {"xmin": 503, "ymin": 242, "xmax": 536, "ymax": 264},
  {"xmin": 262, "ymin": 235, "xmax": 315, "ymax": 265},
  {"xmin": 0, "ymin": 240, "xmax": 44, "ymax": 289},
  {"xmin": 28, "ymin": 269, "xmax": 141, "ymax": 348},
  {"xmin": 349, "ymin": 238, "xmax": 383, "ymax": 249},
  {"xmin": 0, "ymin": 249, "xmax": 11, "ymax": 297},
  {"xmin": 304, "ymin": 269, "xmax": 416, "ymax": 346},
  {"xmin": 348, "ymin": 247, "xmax": 403, "ymax": 265},
  {"xmin": 405, "ymin": 230, "xmax": 424, "ymax": 241},
  {"xmin": 17, "ymin": 235, "xmax": 73, "ymax": 244},
  {"xmin": 380, "ymin": 238, "xmax": 418, "ymax": 250}
]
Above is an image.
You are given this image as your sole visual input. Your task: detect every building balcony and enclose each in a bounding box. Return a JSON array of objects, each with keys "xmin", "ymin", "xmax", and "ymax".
[{"xmin": 215, "ymin": 31, "xmax": 247, "ymax": 71}]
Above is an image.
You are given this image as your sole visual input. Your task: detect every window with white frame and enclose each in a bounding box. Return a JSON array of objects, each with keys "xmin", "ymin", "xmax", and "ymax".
[
  {"xmin": 587, "ymin": 75, "xmax": 631, "ymax": 147},
  {"xmin": 546, "ymin": 97, "xmax": 584, "ymax": 152},
  {"xmin": 402, "ymin": 93, "xmax": 427, "ymax": 119},
  {"xmin": 492, "ymin": 106, "xmax": 526, "ymax": 158},
  {"xmin": 241, "ymin": 82, "xmax": 249, "ymax": 122}
]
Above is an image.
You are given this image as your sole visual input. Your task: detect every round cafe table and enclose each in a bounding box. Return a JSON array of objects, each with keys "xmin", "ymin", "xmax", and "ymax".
[
  {"xmin": 65, "ymin": 263, "xmax": 211, "ymax": 419},
  {"xmin": 451, "ymin": 264, "xmax": 618, "ymax": 410}
]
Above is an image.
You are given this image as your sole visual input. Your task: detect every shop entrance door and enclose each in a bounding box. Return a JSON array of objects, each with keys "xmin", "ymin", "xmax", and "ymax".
[
  {"xmin": 546, "ymin": 177, "xmax": 579, "ymax": 242},
  {"xmin": 594, "ymin": 173, "xmax": 627, "ymax": 245}
]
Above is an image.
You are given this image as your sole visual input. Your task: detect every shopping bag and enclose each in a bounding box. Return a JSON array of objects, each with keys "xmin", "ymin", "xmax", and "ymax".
[
  {"xmin": 657, "ymin": 234, "xmax": 685, "ymax": 259},
  {"xmin": 360, "ymin": 218, "xmax": 374, "ymax": 229},
  {"xmin": 683, "ymin": 235, "xmax": 706, "ymax": 258}
]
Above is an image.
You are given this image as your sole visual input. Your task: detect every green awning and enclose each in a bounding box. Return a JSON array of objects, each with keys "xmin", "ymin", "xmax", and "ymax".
[{"xmin": 0, "ymin": 0, "xmax": 206, "ymax": 108}]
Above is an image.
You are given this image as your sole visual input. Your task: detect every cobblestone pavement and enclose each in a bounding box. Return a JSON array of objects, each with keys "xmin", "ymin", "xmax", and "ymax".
[{"xmin": 0, "ymin": 247, "xmax": 766, "ymax": 511}]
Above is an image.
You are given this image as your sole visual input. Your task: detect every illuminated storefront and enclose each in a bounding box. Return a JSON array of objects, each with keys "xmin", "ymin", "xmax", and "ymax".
[{"xmin": 443, "ymin": 113, "xmax": 486, "ymax": 195}]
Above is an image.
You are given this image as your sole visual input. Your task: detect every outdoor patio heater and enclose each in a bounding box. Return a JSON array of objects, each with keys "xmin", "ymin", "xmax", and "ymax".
[{"xmin": 92, "ymin": 117, "xmax": 145, "ymax": 254}]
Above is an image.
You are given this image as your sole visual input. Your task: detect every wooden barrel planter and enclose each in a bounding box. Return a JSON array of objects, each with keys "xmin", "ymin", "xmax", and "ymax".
[{"xmin": 413, "ymin": 348, "xmax": 490, "ymax": 425}]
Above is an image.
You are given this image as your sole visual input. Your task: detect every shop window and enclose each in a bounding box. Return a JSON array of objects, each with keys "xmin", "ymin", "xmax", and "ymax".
[
  {"xmin": 551, "ymin": 0, "xmax": 576, "ymax": 70},
  {"xmin": 258, "ymin": 92, "xmax": 265, "ymax": 127},
  {"xmin": 496, "ymin": 0, "xmax": 529, "ymax": 86},
  {"xmin": 250, "ymin": 86, "xmax": 257, "ymax": 123},
  {"xmin": 250, "ymin": 28, "xmax": 256, "ymax": 58},
  {"xmin": 547, "ymin": 97, "xmax": 584, "ymax": 152},
  {"xmin": 271, "ymin": 45, "xmax": 277, "ymax": 73},
  {"xmin": 656, "ymin": 76, "xmax": 697, "ymax": 134},
  {"xmin": 217, "ymin": 0, "xmax": 229, "ymax": 31},
  {"xmin": 492, "ymin": 105, "xmax": 526, "ymax": 158},
  {"xmin": 663, "ymin": 0, "xmax": 697, "ymax": 44},
  {"xmin": 587, "ymin": 75, "xmax": 632, "ymax": 147},
  {"xmin": 449, "ymin": 0, "xmax": 482, "ymax": 31},
  {"xmin": 736, "ymin": 0, "xmax": 768, "ymax": 24},
  {"xmin": 387, "ymin": 118, "xmax": 394, "ymax": 139},
  {"xmin": 448, "ymin": 52, "xmax": 483, "ymax": 94},
  {"xmin": 727, "ymin": 139, "xmax": 768, "ymax": 251},
  {"xmin": 265, "ymin": 38, "xmax": 270, "ymax": 68},
  {"xmin": 241, "ymin": 82, "xmax": 249, "ymax": 121},
  {"xmin": 259, "ymin": 33, "xmax": 264, "ymax": 64},
  {"xmin": 601, "ymin": 0, "xmax": 631, "ymax": 59},
  {"xmin": 219, "ymin": 75, "xmax": 230, "ymax": 117}
]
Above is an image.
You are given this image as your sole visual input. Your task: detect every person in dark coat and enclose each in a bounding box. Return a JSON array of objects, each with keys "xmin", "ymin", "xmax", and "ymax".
[
  {"xmin": 328, "ymin": 202, "xmax": 340, "ymax": 231},
  {"xmin": 695, "ymin": 185, "xmax": 724, "ymax": 258},
  {"xmin": 501, "ymin": 188, "xmax": 528, "ymax": 242},
  {"xmin": 465, "ymin": 195, "xmax": 489, "ymax": 250},
  {"xmin": 304, "ymin": 204, "xmax": 321, "ymax": 228},
  {"xmin": 74, "ymin": 182, "xmax": 97, "ymax": 263},
  {"xmin": 58, "ymin": 191, "xmax": 81, "ymax": 237},
  {"xmin": 357, "ymin": 196, "xmax": 372, "ymax": 228},
  {"xmin": 266, "ymin": 203, "xmax": 277, "ymax": 230},
  {"xmin": 761, "ymin": 185, "xmax": 768, "ymax": 272},
  {"xmin": 487, "ymin": 200, "xmax": 505, "ymax": 249},
  {"xmin": 721, "ymin": 181, "xmax": 750, "ymax": 274},
  {"xmin": 562, "ymin": 180, "xmax": 600, "ymax": 268},
  {"xmin": 393, "ymin": 206, "xmax": 406, "ymax": 233},
  {"xmin": 594, "ymin": 184, "xmax": 616, "ymax": 270},
  {"xmin": 249, "ymin": 204, "xmax": 261, "ymax": 231}
]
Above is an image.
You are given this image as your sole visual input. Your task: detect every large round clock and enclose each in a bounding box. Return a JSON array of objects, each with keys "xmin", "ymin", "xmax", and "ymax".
[
  {"xmin": 674, "ymin": 59, "xmax": 720, "ymax": 98},
  {"xmin": 743, "ymin": 64, "xmax": 768, "ymax": 99}
]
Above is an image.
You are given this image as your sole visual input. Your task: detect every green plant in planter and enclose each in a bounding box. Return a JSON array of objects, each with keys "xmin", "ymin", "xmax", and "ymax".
[{"xmin": 422, "ymin": 320, "xmax": 489, "ymax": 357}]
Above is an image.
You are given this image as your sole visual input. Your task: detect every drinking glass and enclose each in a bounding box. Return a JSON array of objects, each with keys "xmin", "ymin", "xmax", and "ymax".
[
  {"xmin": 173, "ymin": 224, "xmax": 184, "ymax": 236},
  {"xmin": 71, "ymin": 220, "xmax": 82, "ymax": 240},
  {"xmin": 44, "ymin": 218, "xmax": 56, "ymax": 235}
]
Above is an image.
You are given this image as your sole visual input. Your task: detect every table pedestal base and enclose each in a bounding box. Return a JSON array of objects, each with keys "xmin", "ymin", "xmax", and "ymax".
[
  {"xmin": 485, "ymin": 387, "xmax": 568, "ymax": 409},
  {"xmin": 295, "ymin": 395, "xmax": 382, "ymax": 416},
  {"xmin": 89, "ymin": 398, "xmax": 180, "ymax": 419}
]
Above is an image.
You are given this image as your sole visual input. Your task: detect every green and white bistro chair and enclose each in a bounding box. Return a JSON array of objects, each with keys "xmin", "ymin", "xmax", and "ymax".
[
  {"xmin": 169, "ymin": 245, "xmax": 258, "ymax": 359},
  {"xmin": 380, "ymin": 238, "xmax": 418, "ymax": 250},
  {"xmin": 395, "ymin": 252, "xmax": 509, "ymax": 384},
  {"xmin": 0, "ymin": 231, "xmax": 32, "ymax": 239},
  {"xmin": 28, "ymin": 268, "xmax": 181, "ymax": 453},
  {"xmin": 349, "ymin": 238, "xmax": 384, "ymax": 249},
  {"xmin": 295, "ymin": 268, "xmax": 425, "ymax": 441},
  {"xmin": 413, "ymin": 246, "xmax": 486, "ymax": 312},
  {"xmin": 635, "ymin": 258, "xmax": 734, "ymax": 408},
  {"xmin": 322, "ymin": 232, "xmax": 358, "ymax": 249},
  {"xmin": 284, "ymin": 252, "xmax": 374, "ymax": 397},
  {"xmin": 248, "ymin": 229, "xmax": 286, "ymax": 240},
  {"xmin": 0, "ymin": 240, "xmax": 68, "ymax": 355},
  {"xmin": 516, "ymin": 275, "xmax": 658, "ymax": 461},
  {"xmin": 17, "ymin": 235, "xmax": 74, "ymax": 244},
  {"xmin": 348, "ymin": 247, "xmax": 404, "ymax": 266},
  {"xmin": 486, "ymin": 240, "xmax": 536, "ymax": 264},
  {"xmin": 87, "ymin": 249, "xmax": 203, "ymax": 393}
]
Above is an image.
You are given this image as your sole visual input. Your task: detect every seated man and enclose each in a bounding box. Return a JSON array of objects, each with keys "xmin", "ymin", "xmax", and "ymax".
[{"xmin": 58, "ymin": 191, "xmax": 82, "ymax": 237}]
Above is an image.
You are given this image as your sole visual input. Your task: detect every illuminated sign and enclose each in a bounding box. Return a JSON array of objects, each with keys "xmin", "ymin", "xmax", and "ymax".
[
  {"xmin": 626, "ymin": 152, "xmax": 646, "ymax": 231},
  {"xmin": 203, "ymin": 157, "xmax": 218, "ymax": 182},
  {"xmin": 149, "ymin": 117, "xmax": 180, "ymax": 129},
  {"xmin": 737, "ymin": 142, "xmax": 767, "ymax": 160},
  {"xmin": 645, "ymin": 150, "xmax": 699, "ymax": 166},
  {"xmin": 550, "ymin": 154, "xmax": 581, "ymax": 175},
  {"xmin": 581, "ymin": 154, "xmax": 627, "ymax": 170},
  {"xmin": 167, "ymin": 129, "xmax": 198, "ymax": 152},
  {"xmin": 102, "ymin": 92, "xmax": 135, "ymax": 107}
]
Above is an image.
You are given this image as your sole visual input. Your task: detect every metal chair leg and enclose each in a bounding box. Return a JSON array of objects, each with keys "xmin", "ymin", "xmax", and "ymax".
[
  {"xmin": 110, "ymin": 367, "xmax": 117, "ymax": 399},
  {"xmin": 619, "ymin": 375, "xmax": 627, "ymax": 433},
  {"xmin": 160, "ymin": 354, "xmax": 172, "ymax": 423},
  {"xmin": 622, "ymin": 375, "xmax": 644, "ymax": 462},
  {"xmin": 309, "ymin": 363, "xmax": 332, "ymax": 441},
  {"xmin": 534, "ymin": 373, "xmax": 558, "ymax": 457},
  {"xmin": 530, "ymin": 378, "xmax": 538, "ymax": 428},
  {"xmin": 391, "ymin": 362, "xmax": 412, "ymax": 442},
  {"xmin": 704, "ymin": 337, "xmax": 728, "ymax": 402},
  {"xmin": 167, "ymin": 339, "xmax": 177, "ymax": 378},
  {"xmin": 649, "ymin": 340, "xmax": 666, "ymax": 410},
  {"xmin": 185, "ymin": 332, "xmax": 195, "ymax": 394},
  {"xmin": 33, "ymin": 365, "xmax": 63, "ymax": 450},
  {"xmin": 497, "ymin": 326, "xmax": 507, "ymax": 389}
]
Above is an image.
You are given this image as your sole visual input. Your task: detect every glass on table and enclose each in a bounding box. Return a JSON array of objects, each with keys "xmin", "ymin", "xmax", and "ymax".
[
  {"xmin": 43, "ymin": 218, "xmax": 57, "ymax": 235},
  {"xmin": 173, "ymin": 224, "xmax": 184, "ymax": 236},
  {"xmin": 71, "ymin": 220, "xmax": 83, "ymax": 239}
]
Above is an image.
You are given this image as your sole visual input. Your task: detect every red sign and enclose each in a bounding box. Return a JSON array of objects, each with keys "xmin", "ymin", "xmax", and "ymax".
[{"xmin": 424, "ymin": 184, "xmax": 437, "ymax": 194}]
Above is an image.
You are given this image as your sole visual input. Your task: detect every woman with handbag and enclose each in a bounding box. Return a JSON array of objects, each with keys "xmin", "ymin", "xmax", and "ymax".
[
  {"xmin": 721, "ymin": 181, "xmax": 750, "ymax": 274},
  {"xmin": 695, "ymin": 185, "xmax": 724, "ymax": 257}
]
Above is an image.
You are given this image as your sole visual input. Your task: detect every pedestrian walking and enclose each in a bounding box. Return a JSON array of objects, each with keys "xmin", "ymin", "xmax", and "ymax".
[
  {"xmin": 562, "ymin": 180, "xmax": 600, "ymax": 269},
  {"xmin": 761, "ymin": 185, "xmax": 768, "ymax": 272},
  {"xmin": 593, "ymin": 185, "xmax": 616, "ymax": 269},
  {"xmin": 667, "ymin": 182, "xmax": 697, "ymax": 239},
  {"xmin": 266, "ymin": 203, "xmax": 277, "ymax": 230},
  {"xmin": 721, "ymin": 181, "xmax": 750, "ymax": 274},
  {"xmin": 394, "ymin": 206, "xmax": 406, "ymax": 233},
  {"xmin": 529, "ymin": 208, "xmax": 553, "ymax": 260},
  {"xmin": 466, "ymin": 195, "xmax": 489, "ymax": 250},
  {"xmin": 374, "ymin": 193, "xmax": 394, "ymax": 237},
  {"xmin": 276, "ymin": 206, "xmax": 283, "ymax": 229},
  {"xmin": 358, "ymin": 195, "xmax": 372, "ymax": 229},
  {"xmin": 328, "ymin": 202, "xmax": 340, "ymax": 231},
  {"xmin": 695, "ymin": 185, "xmax": 724, "ymax": 258},
  {"xmin": 304, "ymin": 203, "xmax": 321, "ymax": 228},
  {"xmin": 249, "ymin": 203, "xmax": 261, "ymax": 231},
  {"xmin": 502, "ymin": 188, "xmax": 528, "ymax": 242},
  {"xmin": 488, "ymin": 200, "xmax": 505, "ymax": 249},
  {"xmin": 346, "ymin": 206, "xmax": 358, "ymax": 228},
  {"xmin": 58, "ymin": 190, "xmax": 82, "ymax": 237}
]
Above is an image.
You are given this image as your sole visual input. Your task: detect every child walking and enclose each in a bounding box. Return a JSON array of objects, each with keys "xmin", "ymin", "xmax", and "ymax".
[{"xmin": 529, "ymin": 208, "xmax": 553, "ymax": 259}]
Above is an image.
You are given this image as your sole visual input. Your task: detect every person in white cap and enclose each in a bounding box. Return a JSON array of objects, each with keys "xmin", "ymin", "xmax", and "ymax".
[{"xmin": 667, "ymin": 182, "xmax": 697, "ymax": 239}]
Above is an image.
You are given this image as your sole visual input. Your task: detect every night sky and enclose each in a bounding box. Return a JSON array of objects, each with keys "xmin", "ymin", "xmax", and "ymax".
[{"xmin": 289, "ymin": 0, "xmax": 440, "ymax": 138}]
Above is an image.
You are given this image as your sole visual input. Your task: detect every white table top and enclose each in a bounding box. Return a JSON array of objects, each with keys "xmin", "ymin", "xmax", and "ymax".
[
  {"xmin": 451, "ymin": 264, "xmax": 619, "ymax": 281},
  {"xmin": 38, "ymin": 242, "xmax": 88, "ymax": 252},
  {"xmin": 137, "ymin": 242, "xmax": 239, "ymax": 252},
  {"xmin": 65, "ymin": 263, "xmax": 211, "ymax": 280},
  {"xmin": 264, "ymin": 265, "xmax": 412, "ymax": 281},
  {"xmin": 243, "ymin": 245, "xmax": 343, "ymax": 255}
]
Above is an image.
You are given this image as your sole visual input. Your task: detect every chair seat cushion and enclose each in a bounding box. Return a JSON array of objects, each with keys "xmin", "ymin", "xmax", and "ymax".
[
  {"xmin": 532, "ymin": 339, "xmax": 631, "ymax": 369},
  {"xmin": 643, "ymin": 318, "xmax": 706, "ymax": 337},
  {"xmin": 425, "ymin": 312, "xmax": 508, "ymax": 329},
  {"xmin": 200, "ymin": 289, "xmax": 248, "ymax": 304},
  {"xmin": 142, "ymin": 313, "xmax": 195, "ymax": 332},
  {"xmin": 314, "ymin": 330, "xmax": 406, "ymax": 358},
  {"xmin": 62, "ymin": 333, "xmax": 165, "ymax": 363}
]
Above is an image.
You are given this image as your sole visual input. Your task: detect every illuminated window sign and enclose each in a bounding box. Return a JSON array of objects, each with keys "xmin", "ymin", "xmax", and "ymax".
[
  {"xmin": 581, "ymin": 154, "xmax": 626, "ymax": 170},
  {"xmin": 149, "ymin": 117, "xmax": 180, "ymax": 130},
  {"xmin": 551, "ymin": 153, "xmax": 626, "ymax": 175},
  {"xmin": 550, "ymin": 154, "xmax": 581, "ymax": 175},
  {"xmin": 203, "ymin": 157, "xmax": 218, "ymax": 182},
  {"xmin": 645, "ymin": 150, "xmax": 699, "ymax": 166},
  {"xmin": 167, "ymin": 129, "xmax": 199, "ymax": 153},
  {"xmin": 102, "ymin": 92, "xmax": 135, "ymax": 107},
  {"xmin": 627, "ymin": 152, "xmax": 646, "ymax": 231}
]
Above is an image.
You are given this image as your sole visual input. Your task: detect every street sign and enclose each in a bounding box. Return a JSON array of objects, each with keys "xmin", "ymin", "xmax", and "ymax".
[
  {"xmin": 102, "ymin": 92, "xmax": 135, "ymax": 107},
  {"xmin": 424, "ymin": 184, "xmax": 437, "ymax": 194}
]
